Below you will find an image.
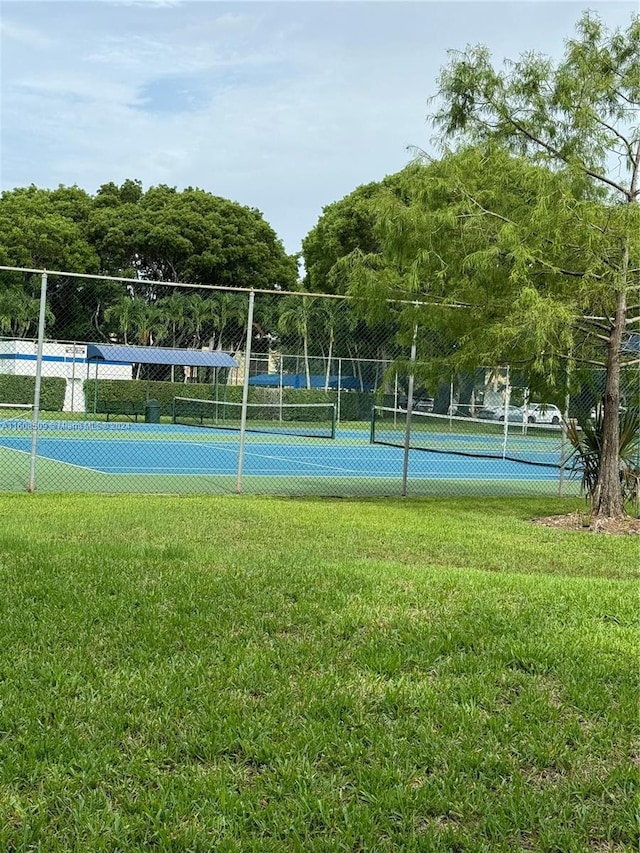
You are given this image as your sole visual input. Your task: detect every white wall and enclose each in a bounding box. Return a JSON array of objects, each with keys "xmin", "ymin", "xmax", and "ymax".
[{"xmin": 0, "ymin": 340, "xmax": 132, "ymax": 412}]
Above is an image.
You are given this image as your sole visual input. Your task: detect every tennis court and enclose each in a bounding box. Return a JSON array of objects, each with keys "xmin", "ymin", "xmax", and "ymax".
[{"xmin": 0, "ymin": 415, "xmax": 572, "ymax": 496}]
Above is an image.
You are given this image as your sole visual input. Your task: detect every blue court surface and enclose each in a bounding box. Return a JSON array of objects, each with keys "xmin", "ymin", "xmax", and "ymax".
[{"xmin": 0, "ymin": 420, "xmax": 561, "ymax": 482}]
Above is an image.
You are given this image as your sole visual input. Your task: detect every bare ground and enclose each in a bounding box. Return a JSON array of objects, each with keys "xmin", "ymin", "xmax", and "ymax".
[{"xmin": 533, "ymin": 512, "xmax": 640, "ymax": 536}]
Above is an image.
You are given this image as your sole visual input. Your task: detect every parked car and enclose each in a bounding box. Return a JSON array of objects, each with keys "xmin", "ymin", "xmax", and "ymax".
[
  {"xmin": 478, "ymin": 405, "xmax": 524, "ymax": 423},
  {"xmin": 477, "ymin": 406, "xmax": 500, "ymax": 420},
  {"xmin": 522, "ymin": 403, "xmax": 562, "ymax": 425},
  {"xmin": 497, "ymin": 406, "xmax": 526, "ymax": 423},
  {"xmin": 589, "ymin": 404, "xmax": 628, "ymax": 420},
  {"xmin": 399, "ymin": 397, "xmax": 434, "ymax": 413}
]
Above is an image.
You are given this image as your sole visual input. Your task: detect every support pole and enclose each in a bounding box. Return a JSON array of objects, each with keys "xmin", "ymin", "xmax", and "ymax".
[
  {"xmin": 236, "ymin": 290, "xmax": 255, "ymax": 494},
  {"xmin": 93, "ymin": 361, "xmax": 99, "ymax": 416},
  {"xmin": 501, "ymin": 366, "xmax": 511, "ymax": 460},
  {"xmin": 401, "ymin": 322, "xmax": 418, "ymax": 497},
  {"xmin": 337, "ymin": 357, "xmax": 342, "ymax": 424},
  {"xmin": 449, "ymin": 379, "xmax": 454, "ymax": 427},
  {"xmin": 28, "ymin": 272, "xmax": 48, "ymax": 493},
  {"xmin": 70, "ymin": 342, "xmax": 77, "ymax": 413},
  {"xmin": 394, "ymin": 371, "xmax": 398, "ymax": 427},
  {"xmin": 559, "ymin": 359, "xmax": 572, "ymax": 497}
]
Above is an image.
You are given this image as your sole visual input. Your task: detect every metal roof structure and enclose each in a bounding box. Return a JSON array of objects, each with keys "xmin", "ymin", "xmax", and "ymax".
[
  {"xmin": 86, "ymin": 344, "xmax": 237, "ymax": 368},
  {"xmin": 248, "ymin": 373, "xmax": 374, "ymax": 391}
]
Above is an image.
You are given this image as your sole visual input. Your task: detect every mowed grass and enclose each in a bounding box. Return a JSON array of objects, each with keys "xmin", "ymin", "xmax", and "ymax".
[{"xmin": 0, "ymin": 494, "xmax": 637, "ymax": 852}]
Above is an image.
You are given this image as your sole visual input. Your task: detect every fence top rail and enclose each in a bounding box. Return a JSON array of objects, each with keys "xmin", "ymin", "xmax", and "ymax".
[{"xmin": 0, "ymin": 265, "xmax": 469, "ymax": 310}]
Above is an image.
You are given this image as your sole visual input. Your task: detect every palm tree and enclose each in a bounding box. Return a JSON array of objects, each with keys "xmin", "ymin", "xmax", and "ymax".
[
  {"xmin": 0, "ymin": 287, "xmax": 49, "ymax": 338},
  {"xmin": 278, "ymin": 295, "xmax": 315, "ymax": 388},
  {"xmin": 314, "ymin": 299, "xmax": 348, "ymax": 391},
  {"xmin": 157, "ymin": 292, "xmax": 189, "ymax": 381},
  {"xmin": 212, "ymin": 292, "xmax": 246, "ymax": 351},
  {"xmin": 104, "ymin": 296, "xmax": 141, "ymax": 345},
  {"xmin": 130, "ymin": 302, "xmax": 168, "ymax": 347},
  {"xmin": 185, "ymin": 293, "xmax": 219, "ymax": 350},
  {"xmin": 105, "ymin": 296, "xmax": 169, "ymax": 377},
  {"xmin": 157, "ymin": 293, "xmax": 188, "ymax": 348}
]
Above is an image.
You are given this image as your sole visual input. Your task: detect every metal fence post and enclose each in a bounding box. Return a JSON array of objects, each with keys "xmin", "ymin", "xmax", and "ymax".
[
  {"xmin": 236, "ymin": 290, "xmax": 255, "ymax": 494},
  {"xmin": 28, "ymin": 271, "xmax": 48, "ymax": 493},
  {"xmin": 501, "ymin": 365, "xmax": 511, "ymax": 460},
  {"xmin": 401, "ymin": 322, "xmax": 418, "ymax": 497}
]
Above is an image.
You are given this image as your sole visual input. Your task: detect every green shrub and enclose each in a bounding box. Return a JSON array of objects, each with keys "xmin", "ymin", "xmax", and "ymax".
[
  {"xmin": 338, "ymin": 391, "xmax": 375, "ymax": 422},
  {"xmin": 83, "ymin": 379, "xmax": 245, "ymax": 416},
  {"xmin": 565, "ymin": 406, "xmax": 640, "ymax": 512},
  {"xmin": 0, "ymin": 375, "xmax": 66, "ymax": 411},
  {"xmin": 82, "ymin": 379, "xmax": 376, "ymax": 421}
]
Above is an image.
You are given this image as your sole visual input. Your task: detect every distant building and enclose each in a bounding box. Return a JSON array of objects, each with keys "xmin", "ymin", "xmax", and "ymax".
[{"xmin": 0, "ymin": 340, "xmax": 132, "ymax": 412}]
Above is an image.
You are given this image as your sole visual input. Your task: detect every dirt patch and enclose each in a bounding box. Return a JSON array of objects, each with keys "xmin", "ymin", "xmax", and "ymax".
[{"xmin": 532, "ymin": 512, "xmax": 640, "ymax": 536}]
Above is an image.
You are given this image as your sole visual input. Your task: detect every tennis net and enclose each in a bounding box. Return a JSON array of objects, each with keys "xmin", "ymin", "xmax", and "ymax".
[
  {"xmin": 0, "ymin": 402, "xmax": 34, "ymax": 431},
  {"xmin": 173, "ymin": 397, "xmax": 337, "ymax": 439},
  {"xmin": 371, "ymin": 406, "xmax": 566, "ymax": 468}
]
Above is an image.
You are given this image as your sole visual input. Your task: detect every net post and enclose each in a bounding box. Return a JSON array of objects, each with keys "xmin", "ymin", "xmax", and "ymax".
[
  {"xmin": 236, "ymin": 290, "xmax": 255, "ymax": 494},
  {"xmin": 28, "ymin": 271, "xmax": 48, "ymax": 493}
]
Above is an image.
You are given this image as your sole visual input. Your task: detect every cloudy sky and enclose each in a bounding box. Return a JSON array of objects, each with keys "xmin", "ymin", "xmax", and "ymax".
[{"xmin": 0, "ymin": 1, "xmax": 636, "ymax": 257}]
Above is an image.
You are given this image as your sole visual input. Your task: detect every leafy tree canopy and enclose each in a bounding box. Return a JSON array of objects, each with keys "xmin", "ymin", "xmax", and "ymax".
[
  {"xmin": 0, "ymin": 180, "xmax": 299, "ymax": 340},
  {"xmin": 88, "ymin": 182, "xmax": 299, "ymax": 290},
  {"xmin": 428, "ymin": 10, "xmax": 639, "ymax": 518},
  {"xmin": 302, "ymin": 10, "xmax": 639, "ymax": 517}
]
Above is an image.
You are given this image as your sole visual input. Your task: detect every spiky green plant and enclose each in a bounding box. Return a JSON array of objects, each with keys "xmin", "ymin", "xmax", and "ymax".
[{"xmin": 565, "ymin": 405, "xmax": 640, "ymax": 514}]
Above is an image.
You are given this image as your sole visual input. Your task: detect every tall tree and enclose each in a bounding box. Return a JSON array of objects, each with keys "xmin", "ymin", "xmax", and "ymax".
[
  {"xmin": 0, "ymin": 185, "xmax": 111, "ymax": 340},
  {"xmin": 89, "ymin": 183, "xmax": 299, "ymax": 291},
  {"xmin": 303, "ymin": 182, "xmax": 389, "ymax": 295},
  {"xmin": 427, "ymin": 12, "xmax": 639, "ymax": 518}
]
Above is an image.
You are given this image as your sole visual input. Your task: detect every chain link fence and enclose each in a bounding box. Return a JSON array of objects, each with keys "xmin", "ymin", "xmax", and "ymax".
[{"xmin": 1, "ymin": 266, "xmax": 637, "ymax": 497}]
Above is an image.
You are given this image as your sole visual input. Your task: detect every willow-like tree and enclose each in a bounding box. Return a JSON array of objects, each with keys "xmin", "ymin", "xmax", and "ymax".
[{"xmin": 426, "ymin": 12, "xmax": 639, "ymax": 518}]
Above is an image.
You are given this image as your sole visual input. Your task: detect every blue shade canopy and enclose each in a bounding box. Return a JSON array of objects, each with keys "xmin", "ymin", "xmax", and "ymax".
[
  {"xmin": 248, "ymin": 373, "xmax": 374, "ymax": 391},
  {"xmin": 623, "ymin": 334, "xmax": 639, "ymax": 353},
  {"xmin": 86, "ymin": 344, "xmax": 237, "ymax": 368}
]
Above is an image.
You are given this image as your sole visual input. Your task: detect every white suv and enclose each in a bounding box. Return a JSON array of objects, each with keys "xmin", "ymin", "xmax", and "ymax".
[{"xmin": 523, "ymin": 403, "xmax": 562, "ymax": 425}]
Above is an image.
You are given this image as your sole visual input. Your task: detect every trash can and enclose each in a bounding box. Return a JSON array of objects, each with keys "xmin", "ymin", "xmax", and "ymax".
[{"xmin": 145, "ymin": 399, "xmax": 161, "ymax": 424}]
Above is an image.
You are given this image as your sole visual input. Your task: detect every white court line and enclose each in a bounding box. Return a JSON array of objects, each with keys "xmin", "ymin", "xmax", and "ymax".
[{"xmin": 0, "ymin": 445, "xmax": 100, "ymax": 474}]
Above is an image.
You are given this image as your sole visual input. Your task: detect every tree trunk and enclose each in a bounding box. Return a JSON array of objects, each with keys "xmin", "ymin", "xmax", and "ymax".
[
  {"xmin": 324, "ymin": 331, "xmax": 334, "ymax": 392},
  {"xmin": 593, "ymin": 286, "xmax": 626, "ymax": 518}
]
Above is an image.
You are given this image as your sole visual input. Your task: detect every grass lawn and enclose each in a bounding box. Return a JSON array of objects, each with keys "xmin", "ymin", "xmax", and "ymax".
[{"xmin": 0, "ymin": 494, "xmax": 637, "ymax": 852}]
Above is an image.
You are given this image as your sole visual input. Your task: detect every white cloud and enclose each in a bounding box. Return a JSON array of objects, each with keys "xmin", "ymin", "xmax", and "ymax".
[
  {"xmin": 0, "ymin": 17, "xmax": 53, "ymax": 46},
  {"xmin": 1, "ymin": 0, "xmax": 637, "ymax": 254}
]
